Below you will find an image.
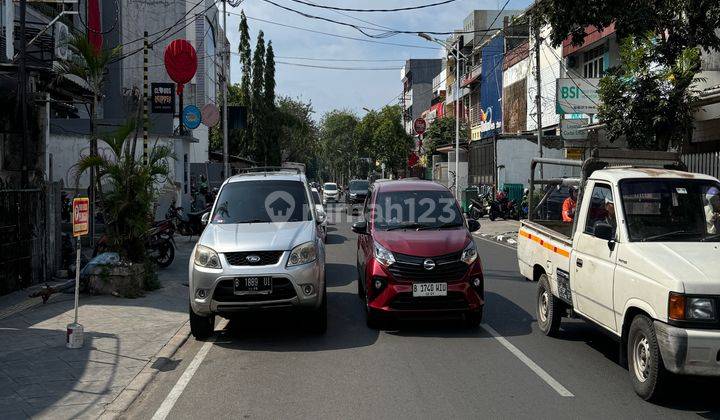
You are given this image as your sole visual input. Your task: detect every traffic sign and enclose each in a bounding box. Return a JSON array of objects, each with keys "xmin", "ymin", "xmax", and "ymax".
[
  {"xmin": 182, "ymin": 105, "xmax": 202, "ymax": 129},
  {"xmin": 72, "ymin": 197, "xmax": 89, "ymax": 237},
  {"xmin": 413, "ymin": 117, "xmax": 427, "ymax": 136},
  {"xmin": 201, "ymin": 103, "xmax": 220, "ymax": 127}
]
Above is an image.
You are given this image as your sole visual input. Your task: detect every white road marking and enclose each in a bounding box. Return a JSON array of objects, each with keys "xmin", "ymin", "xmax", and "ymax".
[
  {"xmin": 481, "ymin": 323, "xmax": 574, "ymax": 397},
  {"xmin": 473, "ymin": 234, "xmax": 518, "ymax": 251},
  {"xmin": 152, "ymin": 319, "xmax": 227, "ymax": 420}
]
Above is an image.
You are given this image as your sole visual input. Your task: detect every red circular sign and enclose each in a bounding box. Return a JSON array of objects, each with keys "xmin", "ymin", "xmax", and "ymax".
[
  {"xmin": 413, "ymin": 118, "xmax": 427, "ymax": 135},
  {"xmin": 164, "ymin": 39, "xmax": 198, "ymax": 93}
]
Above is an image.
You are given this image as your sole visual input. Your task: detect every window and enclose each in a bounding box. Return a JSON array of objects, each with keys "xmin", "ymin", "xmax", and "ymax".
[
  {"xmin": 583, "ymin": 184, "xmax": 616, "ymax": 236},
  {"xmin": 212, "ymin": 180, "xmax": 311, "ymax": 224},
  {"xmin": 373, "ymin": 189, "xmax": 463, "ymax": 230},
  {"xmin": 583, "ymin": 45, "xmax": 606, "ymax": 79}
]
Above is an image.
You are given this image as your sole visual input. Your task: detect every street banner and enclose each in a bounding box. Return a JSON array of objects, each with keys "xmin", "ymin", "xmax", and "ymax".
[
  {"xmin": 72, "ymin": 197, "xmax": 89, "ymax": 237},
  {"xmin": 556, "ymin": 78, "xmax": 601, "ymax": 115},
  {"xmin": 413, "ymin": 117, "xmax": 427, "ymax": 136},
  {"xmin": 151, "ymin": 83, "xmax": 175, "ymax": 113}
]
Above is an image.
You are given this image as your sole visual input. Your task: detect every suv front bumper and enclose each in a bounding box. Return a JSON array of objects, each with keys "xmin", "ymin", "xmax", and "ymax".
[
  {"xmin": 190, "ymin": 253, "xmax": 324, "ymax": 316},
  {"xmin": 655, "ymin": 321, "xmax": 720, "ymax": 376}
]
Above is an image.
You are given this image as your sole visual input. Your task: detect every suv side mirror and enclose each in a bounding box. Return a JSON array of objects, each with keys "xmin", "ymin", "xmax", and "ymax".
[
  {"xmin": 352, "ymin": 220, "xmax": 368, "ymax": 235},
  {"xmin": 593, "ymin": 222, "xmax": 614, "ymax": 241},
  {"xmin": 315, "ymin": 204, "xmax": 326, "ymax": 224},
  {"xmin": 467, "ymin": 219, "xmax": 481, "ymax": 232},
  {"xmin": 201, "ymin": 212, "xmax": 210, "ymax": 226}
]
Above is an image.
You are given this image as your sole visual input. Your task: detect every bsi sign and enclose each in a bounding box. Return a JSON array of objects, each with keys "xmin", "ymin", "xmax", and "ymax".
[
  {"xmin": 151, "ymin": 83, "xmax": 175, "ymax": 114},
  {"xmin": 556, "ymin": 78, "xmax": 600, "ymax": 115}
]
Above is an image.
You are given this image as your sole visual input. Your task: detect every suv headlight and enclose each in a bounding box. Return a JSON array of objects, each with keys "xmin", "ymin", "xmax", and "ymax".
[
  {"xmin": 461, "ymin": 241, "xmax": 478, "ymax": 265},
  {"xmin": 373, "ymin": 241, "xmax": 395, "ymax": 267},
  {"xmin": 669, "ymin": 293, "xmax": 717, "ymax": 321},
  {"xmin": 194, "ymin": 245, "xmax": 221, "ymax": 269},
  {"xmin": 287, "ymin": 241, "xmax": 317, "ymax": 266}
]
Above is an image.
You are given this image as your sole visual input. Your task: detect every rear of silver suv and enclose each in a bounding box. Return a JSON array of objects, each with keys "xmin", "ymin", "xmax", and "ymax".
[{"xmin": 188, "ymin": 170, "xmax": 327, "ymax": 339}]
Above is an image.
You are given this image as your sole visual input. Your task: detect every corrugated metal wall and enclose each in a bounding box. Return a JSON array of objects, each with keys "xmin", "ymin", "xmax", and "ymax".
[{"xmin": 682, "ymin": 152, "xmax": 720, "ymax": 179}]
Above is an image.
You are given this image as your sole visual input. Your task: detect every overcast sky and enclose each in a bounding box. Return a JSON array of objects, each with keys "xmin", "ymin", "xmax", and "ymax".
[{"xmin": 223, "ymin": 0, "xmax": 531, "ymax": 120}]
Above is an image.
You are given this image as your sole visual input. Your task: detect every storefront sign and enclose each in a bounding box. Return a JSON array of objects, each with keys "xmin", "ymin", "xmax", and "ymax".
[
  {"xmin": 151, "ymin": 83, "xmax": 175, "ymax": 113},
  {"xmin": 565, "ymin": 148, "xmax": 584, "ymax": 160},
  {"xmin": 556, "ymin": 78, "xmax": 600, "ymax": 114},
  {"xmin": 182, "ymin": 105, "xmax": 202, "ymax": 129},
  {"xmin": 560, "ymin": 117, "xmax": 589, "ymax": 141}
]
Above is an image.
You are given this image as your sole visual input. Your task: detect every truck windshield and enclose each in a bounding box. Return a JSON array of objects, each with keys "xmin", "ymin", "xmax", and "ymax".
[
  {"xmin": 620, "ymin": 179, "xmax": 720, "ymax": 242},
  {"xmin": 212, "ymin": 180, "xmax": 311, "ymax": 224},
  {"xmin": 373, "ymin": 190, "xmax": 463, "ymax": 230}
]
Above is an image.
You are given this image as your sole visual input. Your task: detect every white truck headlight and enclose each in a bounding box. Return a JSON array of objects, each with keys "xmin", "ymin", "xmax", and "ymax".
[
  {"xmin": 287, "ymin": 241, "xmax": 317, "ymax": 266},
  {"xmin": 461, "ymin": 241, "xmax": 478, "ymax": 265},
  {"xmin": 194, "ymin": 245, "xmax": 221, "ymax": 269},
  {"xmin": 373, "ymin": 241, "xmax": 395, "ymax": 267},
  {"xmin": 687, "ymin": 297, "xmax": 716, "ymax": 320}
]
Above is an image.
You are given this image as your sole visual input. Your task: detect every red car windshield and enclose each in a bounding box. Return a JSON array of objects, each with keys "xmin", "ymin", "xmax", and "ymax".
[{"xmin": 372, "ymin": 189, "xmax": 463, "ymax": 230}]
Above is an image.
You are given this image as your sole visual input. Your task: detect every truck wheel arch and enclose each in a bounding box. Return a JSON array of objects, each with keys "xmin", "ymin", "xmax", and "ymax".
[{"xmin": 532, "ymin": 264, "xmax": 546, "ymax": 282}]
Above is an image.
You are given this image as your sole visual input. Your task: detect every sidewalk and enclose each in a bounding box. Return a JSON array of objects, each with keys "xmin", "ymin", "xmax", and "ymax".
[
  {"xmin": 0, "ymin": 237, "xmax": 195, "ymax": 419},
  {"xmin": 474, "ymin": 218, "xmax": 521, "ymax": 246}
]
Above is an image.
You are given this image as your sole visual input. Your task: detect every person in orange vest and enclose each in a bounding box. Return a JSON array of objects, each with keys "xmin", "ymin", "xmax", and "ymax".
[{"xmin": 562, "ymin": 187, "xmax": 578, "ymax": 222}]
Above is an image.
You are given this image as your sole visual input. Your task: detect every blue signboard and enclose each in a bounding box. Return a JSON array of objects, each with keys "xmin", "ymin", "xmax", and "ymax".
[
  {"xmin": 182, "ymin": 105, "xmax": 202, "ymax": 130},
  {"xmin": 479, "ymin": 35, "xmax": 504, "ymax": 139}
]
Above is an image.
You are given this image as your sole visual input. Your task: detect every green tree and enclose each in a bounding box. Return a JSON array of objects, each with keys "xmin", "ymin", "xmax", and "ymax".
[
  {"xmin": 277, "ymin": 96, "xmax": 317, "ymax": 163},
  {"xmin": 318, "ymin": 110, "xmax": 359, "ymax": 182},
  {"xmin": 264, "ymin": 41, "xmax": 280, "ymax": 165},
  {"xmin": 535, "ymin": 0, "xmax": 720, "ymax": 149},
  {"xmin": 250, "ymin": 31, "xmax": 266, "ymax": 163},
  {"xmin": 370, "ymin": 105, "xmax": 413, "ymax": 175},
  {"xmin": 422, "ymin": 117, "xmax": 468, "ymax": 156},
  {"xmin": 238, "ymin": 11, "xmax": 252, "ymax": 106}
]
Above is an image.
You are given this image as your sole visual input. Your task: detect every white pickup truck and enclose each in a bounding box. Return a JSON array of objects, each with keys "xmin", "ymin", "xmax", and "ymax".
[{"xmin": 517, "ymin": 149, "xmax": 720, "ymax": 401}]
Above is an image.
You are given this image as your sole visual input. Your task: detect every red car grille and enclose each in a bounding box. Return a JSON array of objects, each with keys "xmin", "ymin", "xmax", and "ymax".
[{"xmin": 388, "ymin": 251, "xmax": 468, "ymax": 282}]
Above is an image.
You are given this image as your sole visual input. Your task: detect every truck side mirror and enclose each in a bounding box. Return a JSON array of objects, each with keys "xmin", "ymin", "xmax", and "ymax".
[{"xmin": 593, "ymin": 222, "xmax": 614, "ymax": 241}]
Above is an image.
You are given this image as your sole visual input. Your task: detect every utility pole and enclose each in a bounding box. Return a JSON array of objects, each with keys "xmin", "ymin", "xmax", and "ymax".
[
  {"xmin": 18, "ymin": 0, "xmax": 28, "ymax": 188},
  {"xmin": 534, "ymin": 17, "xmax": 544, "ymax": 178},
  {"xmin": 222, "ymin": 0, "xmax": 229, "ymax": 179},
  {"xmin": 454, "ymin": 44, "xmax": 460, "ymax": 196},
  {"xmin": 143, "ymin": 31, "xmax": 149, "ymax": 163}
]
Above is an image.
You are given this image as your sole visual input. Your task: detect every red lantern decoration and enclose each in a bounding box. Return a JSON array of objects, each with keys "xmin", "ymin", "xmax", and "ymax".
[{"xmin": 163, "ymin": 40, "xmax": 198, "ymax": 95}]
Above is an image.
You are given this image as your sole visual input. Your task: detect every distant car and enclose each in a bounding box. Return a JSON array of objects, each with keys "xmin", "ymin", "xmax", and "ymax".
[
  {"xmin": 188, "ymin": 170, "xmax": 327, "ymax": 339},
  {"xmin": 323, "ymin": 182, "xmax": 339, "ymax": 204},
  {"xmin": 346, "ymin": 179, "xmax": 370, "ymax": 214},
  {"xmin": 352, "ymin": 179, "xmax": 483, "ymax": 328},
  {"xmin": 311, "ymin": 188, "xmax": 327, "ymax": 243}
]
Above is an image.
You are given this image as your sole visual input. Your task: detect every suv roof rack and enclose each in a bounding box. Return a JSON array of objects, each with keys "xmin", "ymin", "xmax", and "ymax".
[{"xmin": 236, "ymin": 166, "xmax": 302, "ymax": 176}]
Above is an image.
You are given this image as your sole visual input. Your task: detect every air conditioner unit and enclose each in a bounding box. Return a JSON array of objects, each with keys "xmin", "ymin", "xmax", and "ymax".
[{"xmin": 54, "ymin": 21, "xmax": 70, "ymax": 61}]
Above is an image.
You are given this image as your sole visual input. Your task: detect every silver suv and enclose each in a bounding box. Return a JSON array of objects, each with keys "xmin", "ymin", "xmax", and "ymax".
[{"xmin": 188, "ymin": 169, "xmax": 327, "ymax": 339}]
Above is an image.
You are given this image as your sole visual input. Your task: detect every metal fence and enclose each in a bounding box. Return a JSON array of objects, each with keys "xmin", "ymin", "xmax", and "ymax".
[{"xmin": 682, "ymin": 151, "xmax": 720, "ymax": 179}]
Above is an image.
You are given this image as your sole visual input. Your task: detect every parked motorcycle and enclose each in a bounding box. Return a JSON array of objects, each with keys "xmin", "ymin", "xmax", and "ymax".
[
  {"xmin": 468, "ymin": 192, "xmax": 491, "ymax": 220},
  {"xmin": 93, "ymin": 221, "xmax": 176, "ymax": 268},
  {"xmin": 166, "ymin": 204, "xmax": 209, "ymax": 236},
  {"xmin": 488, "ymin": 189, "xmax": 520, "ymax": 221}
]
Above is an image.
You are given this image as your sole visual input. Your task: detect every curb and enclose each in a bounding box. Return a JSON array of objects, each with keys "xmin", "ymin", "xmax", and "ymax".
[{"xmin": 100, "ymin": 320, "xmax": 191, "ymax": 418}]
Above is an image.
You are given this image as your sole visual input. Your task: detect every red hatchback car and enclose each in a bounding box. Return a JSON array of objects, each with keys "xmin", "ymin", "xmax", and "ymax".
[{"xmin": 352, "ymin": 180, "xmax": 484, "ymax": 328}]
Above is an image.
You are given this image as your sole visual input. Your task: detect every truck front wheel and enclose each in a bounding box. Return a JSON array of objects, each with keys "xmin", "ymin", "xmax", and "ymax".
[
  {"xmin": 627, "ymin": 315, "xmax": 667, "ymax": 401},
  {"xmin": 537, "ymin": 274, "xmax": 562, "ymax": 336}
]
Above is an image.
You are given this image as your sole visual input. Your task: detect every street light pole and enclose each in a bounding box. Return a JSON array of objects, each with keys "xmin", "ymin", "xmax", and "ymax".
[
  {"xmin": 222, "ymin": 0, "xmax": 229, "ymax": 179},
  {"xmin": 418, "ymin": 33, "xmax": 466, "ymax": 196}
]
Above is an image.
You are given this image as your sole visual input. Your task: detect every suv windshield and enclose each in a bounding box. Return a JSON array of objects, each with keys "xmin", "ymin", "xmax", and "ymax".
[
  {"xmin": 212, "ymin": 180, "xmax": 311, "ymax": 224},
  {"xmin": 349, "ymin": 180, "xmax": 369, "ymax": 192},
  {"xmin": 373, "ymin": 189, "xmax": 463, "ymax": 230},
  {"xmin": 324, "ymin": 183, "xmax": 337, "ymax": 191},
  {"xmin": 620, "ymin": 179, "xmax": 720, "ymax": 242}
]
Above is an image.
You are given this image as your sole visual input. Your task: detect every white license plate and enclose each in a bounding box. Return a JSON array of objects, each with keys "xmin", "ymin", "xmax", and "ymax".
[{"xmin": 412, "ymin": 282, "xmax": 447, "ymax": 297}]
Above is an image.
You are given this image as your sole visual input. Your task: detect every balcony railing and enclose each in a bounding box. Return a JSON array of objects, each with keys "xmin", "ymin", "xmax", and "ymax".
[{"xmin": 461, "ymin": 64, "xmax": 481, "ymax": 87}]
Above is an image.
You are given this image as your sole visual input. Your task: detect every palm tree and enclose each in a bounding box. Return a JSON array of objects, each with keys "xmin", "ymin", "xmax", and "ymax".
[
  {"xmin": 56, "ymin": 34, "xmax": 121, "ymax": 242},
  {"xmin": 76, "ymin": 121, "xmax": 173, "ymax": 263}
]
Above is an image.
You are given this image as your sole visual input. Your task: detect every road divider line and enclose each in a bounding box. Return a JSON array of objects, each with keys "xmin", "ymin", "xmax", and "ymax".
[
  {"xmin": 481, "ymin": 323, "xmax": 574, "ymax": 397},
  {"xmin": 152, "ymin": 319, "xmax": 228, "ymax": 420}
]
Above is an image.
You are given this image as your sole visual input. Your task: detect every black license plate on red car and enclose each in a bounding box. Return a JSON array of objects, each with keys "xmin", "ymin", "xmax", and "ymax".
[{"xmin": 234, "ymin": 277, "xmax": 272, "ymax": 295}]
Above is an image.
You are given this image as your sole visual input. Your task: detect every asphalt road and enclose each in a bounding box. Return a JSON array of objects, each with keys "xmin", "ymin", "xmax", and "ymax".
[{"xmin": 125, "ymin": 204, "xmax": 720, "ymax": 419}]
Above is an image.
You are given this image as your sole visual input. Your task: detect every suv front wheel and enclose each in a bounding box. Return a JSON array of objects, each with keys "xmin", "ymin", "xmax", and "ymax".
[
  {"xmin": 189, "ymin": 304, "xmax": 215, "ymax": 340},
  {"xmin": 307, "ymin": 286, "xmax": 327, "ymax": 334}
]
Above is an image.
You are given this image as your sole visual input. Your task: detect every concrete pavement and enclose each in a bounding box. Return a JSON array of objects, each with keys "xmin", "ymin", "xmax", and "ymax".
[
  {"xmin": 124, "ymin": 205, "xmax": 720, "ymax": 419},
  {"xmin": 0, "ymin": 237, "xmax": 195, "ymax": 419}
]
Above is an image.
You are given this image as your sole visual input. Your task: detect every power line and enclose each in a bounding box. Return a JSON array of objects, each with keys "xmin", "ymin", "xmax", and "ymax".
[
  {"xmin": 275, "ymin": 61, "xmax": 401, "ymax": 70},
  {"xmin": 286, "ymin": 0, "xmax": 458, "ymax": 13},
  {"xmin": 235, "ymin": 12, "xmax": 436, "ymax": 49},
  {"xmin": 276, "ymin": 56, "xmax": 407, "ymax": 62}
]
